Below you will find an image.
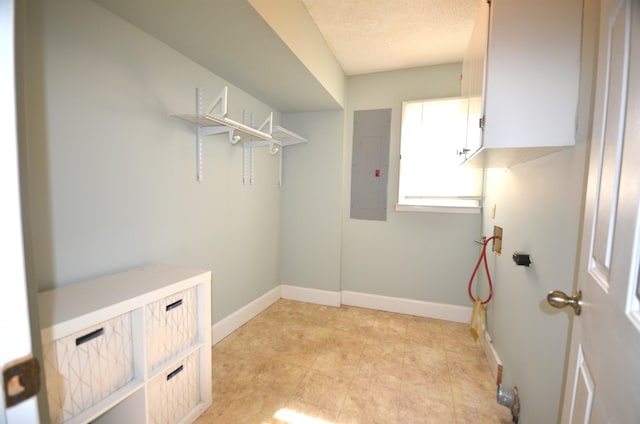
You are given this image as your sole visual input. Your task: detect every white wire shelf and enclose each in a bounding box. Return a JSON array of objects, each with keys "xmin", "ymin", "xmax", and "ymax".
[{"xmin": 170, "ymin": 87, "xmax": 308, "ymax": 184}]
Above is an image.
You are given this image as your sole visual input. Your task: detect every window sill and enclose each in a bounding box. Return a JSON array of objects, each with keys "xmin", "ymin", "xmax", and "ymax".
[{"xmin": 395, "ymin": 204, "xmax": 481, "ymax": 214}]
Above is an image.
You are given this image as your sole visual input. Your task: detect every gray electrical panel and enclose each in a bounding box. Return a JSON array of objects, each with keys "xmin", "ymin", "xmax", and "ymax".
[{"xmin": 350, "ymin": 109, "xmax": 392, "ymax": 221}]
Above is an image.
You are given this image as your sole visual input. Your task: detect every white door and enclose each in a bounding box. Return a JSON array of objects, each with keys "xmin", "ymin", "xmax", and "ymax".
[
  {"xmin": 560, "ymin": 0, "xmax": 640, "ymax": 422},
  {"xmin": 0, "ymin": 0, "xmax": 40, "ymax": 422}
]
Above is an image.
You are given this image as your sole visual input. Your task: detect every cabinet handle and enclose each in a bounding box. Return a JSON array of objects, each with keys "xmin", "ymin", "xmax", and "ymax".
[
  {"xmin": 166, "ymin": 365, "xmax": 184, "ymax": 381},
  {"xmin": 166, "ymin": 299, "xmax": 183, "ymax": 312},
  {"xmin": 75, "ymin": 328, "xmax": 104, "ymax": 346}
]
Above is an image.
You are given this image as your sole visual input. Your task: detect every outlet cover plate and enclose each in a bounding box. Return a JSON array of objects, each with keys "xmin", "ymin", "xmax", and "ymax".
[{"xmin": 493, "ymin": 226, "xmax": 503, "ymax": 255}]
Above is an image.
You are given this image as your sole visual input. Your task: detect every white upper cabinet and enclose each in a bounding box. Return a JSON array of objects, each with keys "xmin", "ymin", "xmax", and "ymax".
[
  {"xmin": 459, "ymin": 0, "xmax": 491, "ymax": 160},
  {"xmin": 460, "ymin": 0, "xmax": 583, "ymax": 167}
]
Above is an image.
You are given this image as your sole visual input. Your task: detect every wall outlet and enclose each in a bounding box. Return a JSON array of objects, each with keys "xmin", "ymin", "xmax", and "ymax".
[{"xmin": 493, "ymin": 225, "xmax": 503, "ymax": 255}]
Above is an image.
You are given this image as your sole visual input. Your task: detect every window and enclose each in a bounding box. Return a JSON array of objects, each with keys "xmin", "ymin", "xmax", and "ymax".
[{"xmin": 397, "ymin": 97, "xmax": 483, "ymax": 213}]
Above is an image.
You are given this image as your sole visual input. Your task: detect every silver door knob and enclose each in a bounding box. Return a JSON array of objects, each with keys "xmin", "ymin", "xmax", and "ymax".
[{"xmin": 547, "ymin": 290, "xmax": 582, "ymax": 315}]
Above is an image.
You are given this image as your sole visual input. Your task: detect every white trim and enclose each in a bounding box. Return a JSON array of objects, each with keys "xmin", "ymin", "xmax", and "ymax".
[
  {"xmin": 211, "ymin": 285, "xmax": 280, "ymax": 345},
  {"xmin": 395, "ymin": 204, "xmax": 481, "ymax": 214},
  {"xmin": 280, "ymin": 284, "xmax": 341, "ymax": 307},
  {"xmin": 211, "ymin": 286, "xmax": 476, "ymax": 346},
  {"xmin": 479, "ymin": 329, "xmax": 503, "ymax": 385},
  {"xmin": 341, "ymin": 290, "xmax": 473, "ymax": 323}
]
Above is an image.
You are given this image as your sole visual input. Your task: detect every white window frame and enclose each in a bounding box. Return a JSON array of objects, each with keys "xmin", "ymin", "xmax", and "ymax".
[{"xmin": 396, "ymin": 97, "xmax": 483, "ymax": 214}]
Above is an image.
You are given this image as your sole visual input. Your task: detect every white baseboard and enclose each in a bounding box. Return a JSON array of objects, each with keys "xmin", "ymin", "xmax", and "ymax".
[
  {"xmin": 211, "ymin": 285, "xmax": 475, "ymax": 346},
  {"xmin": 280, "ymin": 284, "xmax": 341, "ymax": 307},
  {"xmin": 211, "ymin": 285, "xmax": 281, "ymax": 345},
  {"xmin": 480, "ymin": 328, "xmax": 503, "ymax": 385},
  {"xmin": 341, "ymin": 290, "xmax": 473, "ymax": 323}
]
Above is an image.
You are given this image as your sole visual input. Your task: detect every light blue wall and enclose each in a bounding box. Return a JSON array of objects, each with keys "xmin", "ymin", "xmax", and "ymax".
[
  {"xmin": 481, "ymin": 147, "xmax": 587, "ymax": 423},
  {"xmin": 21, "ymin": 0, "xmax": 283, "ymax": 322},
  {"xmin": 20, "ymin": 4, "xmax": 600, "ymax": 421},
  {"xmin": 23, "ymin": 11, "xmax": 599, "ymax": 423},
  {"xmin": 280, "ymin": 111, "xmax": 344, "ymax": 292},
  {"xmin": 478, "ymin": 0, "xmax": 599, "ymax": 421},
  {"xmin": 23, "ymin": 0, "xmax": 481, "ymax": 328},
  {"xmin": 341, "ymin": 65, "xmax": 482, "ymax": 305},
  {"xmin": 280, "ymin": 65, "xmax": 484, "ymax": 305}
]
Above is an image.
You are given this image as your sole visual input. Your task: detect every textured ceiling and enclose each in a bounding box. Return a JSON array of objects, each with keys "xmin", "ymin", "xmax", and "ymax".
[
  {"xmin": 93, "ymin": 0, "xmax": 478, "ymax": 111},
  {"xmin": 302, "ymin": 0, "xmax": 479, "ymax": 75}
]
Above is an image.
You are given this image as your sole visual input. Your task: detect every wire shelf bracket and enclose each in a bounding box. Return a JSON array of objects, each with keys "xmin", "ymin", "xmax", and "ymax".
[{"xmin": 171, "ymin": 87, "xmax": 307, "ymax": 184}]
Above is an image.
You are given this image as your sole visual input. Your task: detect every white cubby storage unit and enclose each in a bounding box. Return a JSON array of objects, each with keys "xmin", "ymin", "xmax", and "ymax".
[
  {"xmin": 38, "ymin": 264, "xmax": 212, "ymax": 424},
  {"xmin": 171, "ymin": 86, "xmax": 308, "ymax": 185}
]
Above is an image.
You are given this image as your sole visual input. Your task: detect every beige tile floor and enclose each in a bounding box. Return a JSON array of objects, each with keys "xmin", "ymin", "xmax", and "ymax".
[{"xmin": 196, "ymin": 299, "xmax": 513, "ymax": 424}]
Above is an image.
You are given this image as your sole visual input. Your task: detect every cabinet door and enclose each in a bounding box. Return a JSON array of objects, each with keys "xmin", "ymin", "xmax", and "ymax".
[
  {"xmin": 482, "ymin": 0, "xmax": 582, "ymax": 149},
  {"xmin": 463, "ymin": 0, "xmax": 491, "ymax": 159},
  {"xmin": 459, "ymin": 45, "xmax": 472, "ymax": 158}
]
